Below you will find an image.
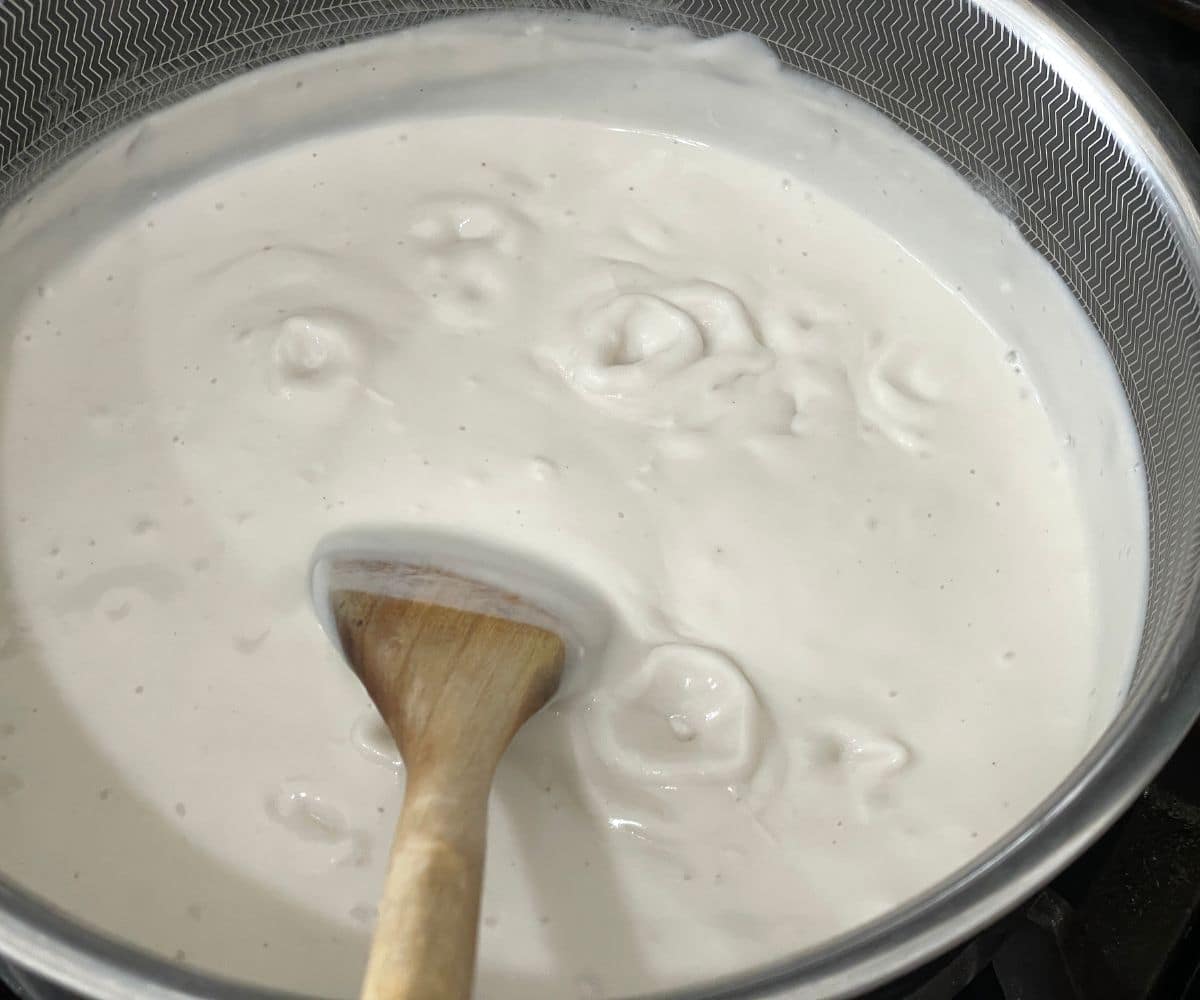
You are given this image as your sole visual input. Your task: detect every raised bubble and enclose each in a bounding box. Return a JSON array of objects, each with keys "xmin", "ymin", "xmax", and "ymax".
[
  {"xmin": 350, "ymin": 711, "xmax": 403, "ymax": 771},
  {"xmin": 543, "ymin": 279, "xmax": 773, "ymax": 427},
  {"xmin": 264, "ymin": 780, "xmax": 372, "ymax": 869},
  {"xmin": 270, "ymin": 312, "xmax": 359, "ymax": 390},
  {"xmin": 588, "ymin": 643, "xmax": 765, "ymax": 786}
]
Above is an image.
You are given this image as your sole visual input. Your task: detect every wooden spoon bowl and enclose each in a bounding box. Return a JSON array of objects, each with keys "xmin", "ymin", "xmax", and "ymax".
[{"xmin": 323, "ymin": 557, "xmax": 568, "ymax": 1000}]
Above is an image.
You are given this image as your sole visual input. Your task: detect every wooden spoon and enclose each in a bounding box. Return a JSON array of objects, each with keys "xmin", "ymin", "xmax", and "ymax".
[{"xmin": 330, "ymin": 566, "xmax": 566, "ymax": 1000}]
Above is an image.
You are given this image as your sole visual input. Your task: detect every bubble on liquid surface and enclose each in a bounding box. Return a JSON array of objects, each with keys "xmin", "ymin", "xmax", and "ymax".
[
  {"xmin": 276, "ymin": 318, "xmax": 335, "ymax": 375},
  {"xmin": 789, "ymin": 333, "xmax": 943, "ymax": 451},
  {"xmin": 528, "ymin": 456, "xmax": 560, "ymax": 481},
  {"xmin": 58, "ymin": 565, "xmax": 184, "ymax": 618},
  {"xmin": 407, "ymin": 196, "xmax": 529, "ymax": 251},
  {"xmin": 264, "ymin": 780, "xmax": 372, "ymax": 869},
  {"xmin": 405, "ymin": 195, "xmax": 530, "ymax": 326},
  {"xmin": 269, "ymin": 312, "xmax": 362, "ymax": 391},
  {"xmin": 814, "ymin": 722, "xmax": 913, "ymax": 792},
  {"xmin": 350, "ymin": 711, "xmax": 403, "ymax": 771},
  {"xmin": 542, "ymin": 278, "xmax": 773, "ymax": 428},
  {"xmin": 230, "ymin": 306, "xmax": 376, "ymax": 403},
  {"xmin": 589, "ymin": 643, "xmax": 765, "ymax": 785}
]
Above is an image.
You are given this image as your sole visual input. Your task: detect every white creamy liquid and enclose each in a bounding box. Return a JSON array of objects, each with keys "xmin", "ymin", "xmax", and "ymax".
[{"xmin": 0, "ymin": 16, "xmax": 1145, "ymax": 1000}]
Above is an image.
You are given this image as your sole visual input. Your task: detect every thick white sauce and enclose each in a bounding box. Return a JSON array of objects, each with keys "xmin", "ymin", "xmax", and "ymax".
[{"xmin": 0, "ymin": 16, "xmax": 1145, "ymax": 999}]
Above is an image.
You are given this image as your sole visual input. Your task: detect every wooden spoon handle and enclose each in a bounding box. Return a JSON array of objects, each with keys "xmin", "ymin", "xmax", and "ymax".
[{"xmin": 360, "ymin": 781, "xmax": 488, "ymax": 1000}]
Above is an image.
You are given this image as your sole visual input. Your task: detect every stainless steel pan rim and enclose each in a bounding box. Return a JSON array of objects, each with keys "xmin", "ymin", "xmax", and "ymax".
[{"xmin": 0, "ymin": 0, "xmax": 1198, "ymax": 997}]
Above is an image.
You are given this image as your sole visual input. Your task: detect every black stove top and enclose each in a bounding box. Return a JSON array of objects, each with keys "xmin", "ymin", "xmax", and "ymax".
[
  {"xmin": 1, "ymin": 4, "xmax": 1198, "ymax": 1000},
  {"xmin": 1070, "ymin": 0, "xmax": 1200, "ymax": 139}
]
